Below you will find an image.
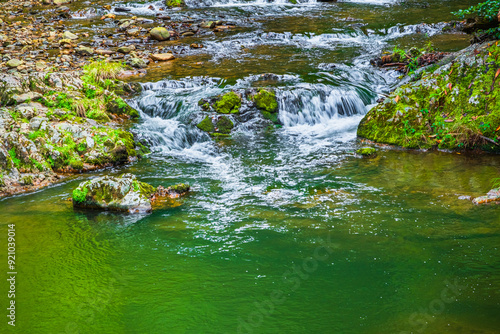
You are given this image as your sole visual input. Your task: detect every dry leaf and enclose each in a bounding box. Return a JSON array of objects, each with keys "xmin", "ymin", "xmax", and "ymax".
[
  {"xmin": 496, "ymin": 125, "xmax": 500, "ymax": 132},
  {"xmin": 496, "ymin": 68, "xmax": 500, "ymax": 79},
  {"xmin": 395, "ymin": 95, "xmax": 400, "ymax": 103},
  {"xmin": 448, "ymin": 83, "xmax": 452, "ymax": 90}
]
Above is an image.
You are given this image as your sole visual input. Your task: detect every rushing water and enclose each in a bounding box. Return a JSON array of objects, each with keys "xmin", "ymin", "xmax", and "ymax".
[{"xmin": 2, "ymin": 0, "xmax": 500, "ymax": 333}]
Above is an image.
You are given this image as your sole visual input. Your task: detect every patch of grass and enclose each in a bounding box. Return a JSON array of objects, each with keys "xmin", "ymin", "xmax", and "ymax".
[
  {"xmin": 82, "ymin": 61, "xmax": 124, "ymax": 87},
  {"xmin": 8, "ymin": 148, "xmax": 21, "ymax": 168}
]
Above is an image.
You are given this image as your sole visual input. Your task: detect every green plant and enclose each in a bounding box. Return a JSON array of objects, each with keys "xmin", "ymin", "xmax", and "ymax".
[
  {"xmin": 72, "ymin": 186, "xmax": 89, "ymax": 203},
  {"xmin": 492, "ymin": 177, "xmax": 500, "ymax": 188},
  {"xmin": 453, "ymin": 1, "xmax": 500, "ymax": 38},
  {"xmin": 8, "ymin": 148, "xmax": 21, "ymax": 168},
  {"xmin": 82, "ymin": 61, "xmax": 124, "ymax": 87}
]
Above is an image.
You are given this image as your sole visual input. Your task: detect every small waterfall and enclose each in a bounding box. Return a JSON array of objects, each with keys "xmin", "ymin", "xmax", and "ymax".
[
  {"xmin": 130, "ymin": 75, "xmax": 369, "ymax": 159},
  {"xmin": 276, "ymin": 85, "xmax": 367, "ymax": 127}
]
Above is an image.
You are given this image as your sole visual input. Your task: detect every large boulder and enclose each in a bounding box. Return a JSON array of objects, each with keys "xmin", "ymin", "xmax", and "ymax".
[
  {"xmin": 72, "ymin": 174, "xmax": 191, "ymax": 213},
  {"xmin": 357, "ymin": 41, "xmax": 500, "ymax": 152},
  {"xmin": 72, "ymin": 174, "xmax": 156, "ymax": 213}
]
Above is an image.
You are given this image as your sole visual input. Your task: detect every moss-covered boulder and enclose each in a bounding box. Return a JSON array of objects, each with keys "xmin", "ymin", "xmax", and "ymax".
[
  {"xmin": 251, "ymin": 88, "xmax": 280, "ymax": 124},
  {"xmin": 150, "ymin": 27, "xmax": 170, "ymax": 41},
  {"xmin": 214, "ymin": 91, "xmax": 241, "ymax": 114},
  {"xmin": 253, "ymin": 88, "xmax": 278, "ymax": 113},
  {"xmin": 358, "ymin": 41, "xmax": 500, "ymax": 152},
  {"xmin": 197, "ymin": 116, "xmax": 215, "ymax": 132},
  {"xmin": 196, "ymin": 115, "xmax": 234, "ymax": 136},
  {"xmin": 72, "ymin": 174, "xmax": 156, "ymax": 213},
  {"xmin": 216, "ymin": 116, "xmax": 234, "ymax": 134}
]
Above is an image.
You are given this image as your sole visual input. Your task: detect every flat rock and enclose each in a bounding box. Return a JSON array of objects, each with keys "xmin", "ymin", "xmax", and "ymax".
[
  {"xmin": 62, "ymin": 31, "xmax": 78, "ymax": 40},
  {"xmin": 150, "ymin": 53, "xmax": 175, "ymax": 61},
  {"xmin": 6, "ymin": 59, "xmax": 22, "ymax": 68},
  {"xmin": 12, "ymin": 92, "xmax": 42, "ymax": 104}
]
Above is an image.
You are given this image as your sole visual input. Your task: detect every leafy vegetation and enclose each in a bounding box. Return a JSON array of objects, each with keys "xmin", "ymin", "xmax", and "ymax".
[{"xmin": 453, "ymin": 0, "xmax": 500, "ymax": 38}]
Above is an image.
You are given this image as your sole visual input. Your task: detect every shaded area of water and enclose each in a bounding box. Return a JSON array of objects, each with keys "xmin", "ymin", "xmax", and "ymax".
[{"xmin": 2, "ymin": 0, "xmax": 500, "ymax": 333}]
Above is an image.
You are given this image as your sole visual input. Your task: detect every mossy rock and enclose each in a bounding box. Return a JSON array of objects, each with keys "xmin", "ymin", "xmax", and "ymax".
[
  {"xmin": 358, "ymin": 41, "xmax": 500, "ymax": 152},
  {"xmin": 169, "ymin": 183, "xmax": 190, "ymax": 194},
  {"xmin": 107, "ymin": 98, "xmax": 140, "ymax": 118},
  {"xmin": 253, "ymin": 89, "xmax": 278, "ymax": 113},
  {"xmin": 216, "ymin": 116, "xmax": 234, "ymax": 134},
  {"xmin": 197, "ymin": 116, "xmax": 215, "ymax": 133},
  {"xmin": 72, "ymin": 174, "xmax": 156, "ymax": 213},
  {"xmin": 356, "ymin": 147, "xmax": 377, "ymax": 157},
  {"xmin": 214, "ymin": 91, "xmax": 241, "ymax": 114}
]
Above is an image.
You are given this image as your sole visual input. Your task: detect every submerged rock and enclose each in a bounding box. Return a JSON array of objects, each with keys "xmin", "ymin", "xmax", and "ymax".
[{"xmin": 472, "ymin": 188, "xmax": 500, "ymax": 205}]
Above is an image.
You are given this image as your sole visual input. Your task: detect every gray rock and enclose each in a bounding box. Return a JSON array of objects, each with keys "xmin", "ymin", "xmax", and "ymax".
[
  {"xmin": 117, "ymin": 45, "xmax": 136, "ymax": 54},
  {"xmin": 75, "ymin": 46, "xmax": 94, "ymax": 56},
  {"xmin": 6, "ymin": 59, "xmax": 22, "ymax": 68},
  {"xmin": 12, "ymin": 92, "xmax": 42, "ymax": 104},
  {"xmin": 29, "ymin": 117, "xmax": 48, "ymax": 131},
  {"xmin": 128, "ymin": 58, "xmax": 147, "ymax": 69}
]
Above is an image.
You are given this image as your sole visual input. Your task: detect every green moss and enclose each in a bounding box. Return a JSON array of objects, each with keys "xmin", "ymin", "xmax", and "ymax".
[
  {"xmin": 358, "ymin": 42, "xmax": 500, "ymax": 152},
  {"xmin": 165, "ymin": 0, "xmax": 185, "ymax": 7},
  {"xmin": 72, "ymin": 186, "xmax": 89, "ymax": 204},
  {"xmin": 86, "ymin": 109, "xmax": 110, "ymax": 122},
  {"xmin": 138, "ymin": 181, "xmax": 156, "ymax": 198},
  {"xmin": 197, "ymin": 116, "xmax": 215, "ymax": 133},
  {"xmin": 170, "ymin": 183, "xmax": 190, "ymax": 194},
  {"xmin": 356, "ymin": 147, "xmax": 377, "ymax": 156},
  {"xmin": 216, "ymin": 116, "xmax": 234, "ymax": 134},
  {"xmin": 214, "ymin": 92, "xmax": 241, "ymax": 114},
  {"xmin": 107, "ymin": 98, "xmax": 140, "ymax": 118},
  {"xmin": 254, "ymin": 89, "xmax": 278, "ymax": 113},
  {"xmin": 69, "ymin": 159, "xmax": 84, "ymax": 170}
]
